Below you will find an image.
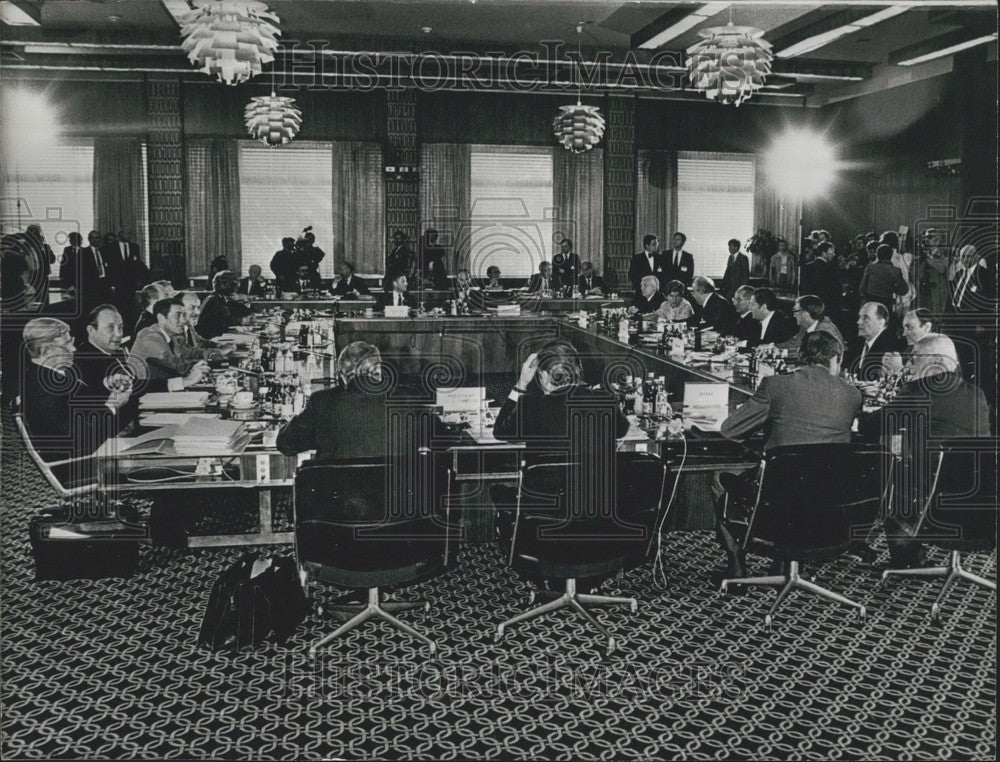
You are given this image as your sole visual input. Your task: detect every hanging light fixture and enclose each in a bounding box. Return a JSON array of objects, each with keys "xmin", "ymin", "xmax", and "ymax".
[
  {"xmin": 180, "ymin": 0, "xmax": 281, "ymax": 86},
  {"xmin": 686, "ymin": 15, "xmax": 772, "ymax": 107},
  {"xmin": 244, "ymin": 92, "xmax": 302, "ymax": 146},
  {"xmin": 553, "ymin": 22, "xmax": 605, "ymax": 154}
]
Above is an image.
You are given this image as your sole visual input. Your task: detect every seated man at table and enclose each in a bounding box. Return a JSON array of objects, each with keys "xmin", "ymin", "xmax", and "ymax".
[
  {"xmin": 846, "ymin": 301, "xmax": 904, "ymax": 381},
  {"xmin": 713, "ymin": 331, "xmax": 863, "ymax": 581},
  {"xmin": 277, "ymin": 341, "xmax": 408, "ymax": 461},
  {"xmin": 482, "ymin": 265, "xmax": 504, "ymax": 291},
  {"xmin": 859, "ymin": 333, "xmax": 991, "ymax": 566},
  {"xmin": 526, "ymin": 261, "xmax": 559, "ymax": 294},
  {"xmin": 329, "ymin": 261, "xmax": 371, "ymax": 298},
  {"xmin": 378, "ymin": 270, "xmax": 418, "ymax": 311},
  {"xmin": 237, "ymin": 265, "xmax": 267, "ymax": 298},
  {"xmin": 134, "ymin": 282, "xmax": 167, "ymax": 337},
  {"xmin": 197, "ymin": 271, "xmax": 252, "ymax": 340},
  {"xmin": 629, "ymin": 275, "xmax": 665, "ymax": 316},
  {"xmin": 491, "ymin": 341, "xmax": 630, "ymax": 552},
  {"xmin": 777, "ymin": 294, "xmax": 844, "ymax": 351},
  {"xmin": 690, "ymin": 276, "xmax": 737, "ymax": 335},
  {"xmin": 732, "ymin": 285, "xmax": 759, "ymax": 345},
  {"xmin": 20, "ymin": 317, "xmax": 132, "ymax": 463},
  {"xmin": 749, "ymin": 287, "xmax": 797, "ymax": 347},
  {"xmin": 577, "ymin": 261, "xmax": 607, "ymax": 297},
  {"xmin": 177, "ymin": 292, "xmax": 227, "ymax": 362},
  {"xmin": 131, "ymin": 297, "xmax": 210, "ymax": 390}
]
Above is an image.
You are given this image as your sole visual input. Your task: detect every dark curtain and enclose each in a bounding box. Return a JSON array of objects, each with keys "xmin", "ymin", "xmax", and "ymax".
[
  {"xmin": 331, "ymin": 141, "xmax": 385, "ymax": 275},
  {"xmin": 93, "ymin": 137, "xmax": 145, "ymax": 243},
  {"xmin": 185, "ymin": 139, "xmax": 242, "ymax": 276},
  {"xmin": 635, "ymin": 149, "xmax": 677, "ymax": 254},
  {"xmin": 553, "ymin": 147, "xmax": 604, "ymax": 272},
  {"xmin": 420, "ymin": 143, "xmax": 471, "ymax": 273}
]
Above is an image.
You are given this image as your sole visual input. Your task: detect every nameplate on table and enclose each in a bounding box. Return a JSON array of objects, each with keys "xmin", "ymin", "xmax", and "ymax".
[
  {"xmin": 384, "ymin": 305, "xmax": 410, "ymax": 318},
  {"xmin": 436, "ymin": 387, "xmax": 486, "ymax": 414}
]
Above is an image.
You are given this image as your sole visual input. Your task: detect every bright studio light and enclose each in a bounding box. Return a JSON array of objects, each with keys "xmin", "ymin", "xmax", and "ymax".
[
  {"xmin": 764, "ymin": 129, "xmax": 837, "ymax": 200},
  {"xmin": 0, "ymin": 88, "xmax": 60, "ymax": 158}
]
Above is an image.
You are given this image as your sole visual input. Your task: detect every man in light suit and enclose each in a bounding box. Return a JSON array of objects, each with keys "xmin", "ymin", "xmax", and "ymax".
[
  {"xmin": 714, "ymin": 331, "xmax": 863, "ymax": 580},
  {"xmin": 130, "ymin": 297, "xmax": 209, "ymax": 390},
  {"xmin": 777, "ymin": 295, "xmax": 844, "ymax": 352}
]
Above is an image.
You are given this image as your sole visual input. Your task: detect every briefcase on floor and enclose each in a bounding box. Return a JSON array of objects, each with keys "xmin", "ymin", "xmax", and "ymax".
[{"xmin": 29, "ymin": 507, "xmax": 143, "ymax": 581}]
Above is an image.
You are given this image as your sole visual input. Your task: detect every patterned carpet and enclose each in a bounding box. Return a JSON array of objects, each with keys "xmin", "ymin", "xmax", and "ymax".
[{"xmin": 1, "ymin": 410, "xmax": 996, "ymax": 760}]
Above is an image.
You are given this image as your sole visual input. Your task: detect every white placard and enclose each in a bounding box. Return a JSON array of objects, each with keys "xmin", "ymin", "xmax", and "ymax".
[
  {"xmin": 683, "ymin": 382, "xmax": 729, "ymax": 410},
  {"xmin": 384, "ymin": 305, "xmax": 410, "ymax": 318},
  {"xmin": 436, "ymin": 387, "xmax": 486, "ymax": 413}
]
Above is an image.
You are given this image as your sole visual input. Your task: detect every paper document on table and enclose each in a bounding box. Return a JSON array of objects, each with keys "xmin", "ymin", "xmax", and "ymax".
[
  {"xmin": 96, "ymin": 425, "xmax": 178, "ymax": 457},
  {"xmin": 139, "ymin": 392, "xmax": 210, "ymax": 409},
  {"xmin": 436, "ymin": 387, "xmax": 486, "ymax": 413},
  {"xmin": 140, "ymin": 412, "xmax": 220, "ymax": 426}
]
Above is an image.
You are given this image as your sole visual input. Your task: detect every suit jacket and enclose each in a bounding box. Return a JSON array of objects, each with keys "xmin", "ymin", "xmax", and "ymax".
[
  {"xmin": 493, "ymin": 385, "xmax": 629, "ymax": 464},
  {"xmin": 133, "ymin": 310, "xmax": 156, "ymax": 339},
  {"xmin": 632, "ymin": 290, "xmax": 666, "ymax": 315},
  {"xmin": 329, "ymin": 274, "xmax": 371, "ymax": 297},
  {"xmin": 757, "ymin": 311, "xmax": 797, "ymax": 346},
  {"xmin": 802, "ymin": 258, "xmax": 842, "ymax": 314},
  {"xmin": 527, "ymin": 273, "xmax": 562, "ymax": 294},
  {"xmin": 196, "ymin": 294, "xmax": 249, "ymax": 339},
  {"xmin": 99, "ymin": 243, "xmax": 126, "ymax": 291},
  {"xmin": 698, "ymin": 292, "xmax": 738, "ymax": 335},
  {"xmin": 176, "ymin": 325, "xmax": 221, "ymax": 361},
  {"xmin": 237, "ymin": 276, "xmax": 267, "ymax": 298},
  {"xmin": 577, "ymin": 272, "xmax": 607, "ymax": 295},
  {"xmin": 859, "ymin": 372, "xmax": 991, "ymax": 442},
  {"xmin": 721, "ymin": 365, "xmax": 862, "ymax": 450},
  {"xmin": 270, "ymin": 249, "xmax": 299, "ymax": 291},
  {"xmin": 130, "ymin": 325, "xmax": 193, "ymax": 381},
  {"xmin": 277, "ymin": 381, "xmax": 407, "ymax": 460},
  {"xmin": 719, "ymin": 252, "xmax": 750, "ymax": 299},
  {"xmin": 846, "ymin": 328, "xmax": 905, "ymax": 381},
  {"xmin": 734, "ymin": 312, "xmax": 760, "ymax": 345},
  {"xmin": 662, "ymin": 249, "xmax": 695, "ymax": 288},
  {"xmin": 552, "ymin": 252, "xmax": 581, "ymax": 285},
  {"xmin": 75, "ymin": 342, "xmax": 168, "ymax": 400},
  {"xmin": 628, "ymin": 251, "xmax": 664, "ymax": 290},
  {"xmin": 776, "ymin": 316, "xmax": 844, "ymax": 351},
  {"xmin": 21, "ymin": 361, "xmax": 118, "ymax": 462},
  {"xmin": 60, "ymin": 245, "xmax": 113, "ymax": 305}
]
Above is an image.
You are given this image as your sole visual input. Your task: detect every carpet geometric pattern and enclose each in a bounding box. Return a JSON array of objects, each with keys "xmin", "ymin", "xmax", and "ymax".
[{"xmin": 2, "ymin": 411, "xmax": 996, "ymax": 760}]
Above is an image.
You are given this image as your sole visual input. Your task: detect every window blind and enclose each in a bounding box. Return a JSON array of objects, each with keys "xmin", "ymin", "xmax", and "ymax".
[
  {"xmin": 238, "ymin": 142, "xmax": 334, "ymax": 278},
  {"xmin": 676, "ymin": 151, "xmax": 755, "ymax": 279},
  {"xmin": 0, "ymin": 139, "xmax": 95, "ymax": 279},
  {"xmin": 469, "ymin": 145, "xmax": 554, "ymax": 278}
]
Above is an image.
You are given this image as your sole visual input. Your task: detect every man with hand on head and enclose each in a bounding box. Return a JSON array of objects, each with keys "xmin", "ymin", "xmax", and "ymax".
[
  {"xmin": 329, "ymin": 261, "xmax": 370, "ymax": 298},
  {"xmin": 238, "ymin": 265, "xmax": 267, "ymax": 298}
]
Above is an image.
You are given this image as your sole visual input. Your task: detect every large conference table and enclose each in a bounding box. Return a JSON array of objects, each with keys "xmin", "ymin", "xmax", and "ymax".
[{"xmin": 97, "ymin": 313, "xmax": 761, "ymax": 547}]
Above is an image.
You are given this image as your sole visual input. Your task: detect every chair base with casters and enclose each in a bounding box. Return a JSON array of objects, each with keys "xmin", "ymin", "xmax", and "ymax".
[
  {"xmin": 881, "ymin": 549, "xmax": 997, "ymax": 622},
  {"xmin": 722, "ymin": 560, "xmax": 867, "ymax": 630},
  {"xmin": 300, "ymin": 563, "xmax": 438, "ymax": 659},
  {"xmin": 496, "ymin": 578, "xmax": 637, "ymax": 657}
]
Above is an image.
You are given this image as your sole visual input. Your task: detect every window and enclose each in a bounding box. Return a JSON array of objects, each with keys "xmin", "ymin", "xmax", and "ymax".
[
  {"xmin": 676, "ymin": 152, "xmax": 755, "ymax": 278},
  {"xmin": 238, "ymin": 142, "xmax": 334, "ymax": 278},
  {"xmin": 469, "ymin": 146, "xmax": 554, "ymax": 278},
  {"xmin": 0, "ymin": 139, "xmax": 95, "ymax": 279}
]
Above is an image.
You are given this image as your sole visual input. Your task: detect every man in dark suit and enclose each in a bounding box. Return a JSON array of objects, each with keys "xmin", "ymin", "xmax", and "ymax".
[
  {"xmin": 846, "ymin": 302, "xmax": 904, "ymax": 381},
  {"xmin": 384, "ymin": 229, "xmax": 416, "ymax": 292},
  {"xmin": 801, "ymin": 242, "xmax": 842, "ymax": 321},
  {"xmin": 377, "ymin": 271, "xmax": 418, "ymax": 311},
  {"xmin": 278, "ymin": 342, "xmax": 408, "ymax": 461},
  {"xmin": 552, "ymin": 238, "xmax": 581, "ymax": 289},
  {"xmin": 628, "ymin": 275, "xmax": 666, "ymax": 315},
  {"xmin": 716, "ymin": 332, "xmax": 863, "ymax": 579},
  {"xmin": 24, "ymin": 224, "xmax": 55, "ymax": 304},
  {"xmin": 270, "ymin": 237, "xmax": 299, "ymax": 292},
  {"xmin": 750, "ymin": 288, "xmax": 796, "ymax": 346},
  {"xmin": 329, "ymin": 261, "xmax": 370, "ymax": 298},
  {"xmin": 526, "ymin": 261, "xmax": 560, "ymax": 294},
  {"xmin": 663, "ymin": 232, "xmax": 695, "ymax": 288},
  {"xmin": 237, "ymin": 265, "xmax": 268, "ymax": 298},
  {"xmin": 20, "ymin": 317, "xmax": 131, "ymax": 463},
  {"xmin": 690, "ymin": 277, "xmax": 737, "ymax": 335},
  {"xmin": 577, "ymin": 261, "xmax": 607, "ymax": 296},
  {"xmin": 719, "ymin": 239, "xmax": 750, "ymax": 300},
  {"xmin": 629, "ymin": 234, "xmax": 664, "ymax": 292},
  {"xmin": 777, "ymin": 294, "xmax": 844, "ymax": 352},
  {"xmin": 859, "ymin": 334, "xmax": 991, "ymax": 566},
  {"xmin": 732, "ymin": 285, "xmax": 760, "ymax": 345},
  {"xmin": 60, "ymin": 230, "xmax": 113, "ymax": 309}
]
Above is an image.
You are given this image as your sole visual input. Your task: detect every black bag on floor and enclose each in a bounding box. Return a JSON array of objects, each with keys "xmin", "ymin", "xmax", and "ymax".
[
  {"xmin": 199, "ymin": 553, "xmax": 308, "ymax": 650},
  {"xmin": 30, "ymin": 507, "xmax": 143, "ymax": 581}
]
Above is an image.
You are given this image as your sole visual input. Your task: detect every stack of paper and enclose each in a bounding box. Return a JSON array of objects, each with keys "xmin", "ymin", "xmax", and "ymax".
[
  {"xmin": 172, "ymin": 417, "xmax": 249, "ymax": 455},
  {"xmin": 139, "ymin": 392, "xmax": 210, "ymax": 410},
  {"xmin": 496, "ymin": 304, "xmax": 520, "ymax": 317}
]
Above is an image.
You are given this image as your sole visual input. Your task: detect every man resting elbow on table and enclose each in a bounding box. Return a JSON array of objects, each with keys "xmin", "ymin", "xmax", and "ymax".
[{"xmin": 130, "ymin": 297, "xmax": 210, "ymax": 392}]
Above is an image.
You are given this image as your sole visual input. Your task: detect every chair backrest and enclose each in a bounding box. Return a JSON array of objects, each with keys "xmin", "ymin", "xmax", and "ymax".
[
  {"xmin": 616, "ymin": 451, "xmax": 671, "ymax": 557},
  {"xmin": 293, "ymin": 451, "xmax": 451, "ymax": 574},
  {"xmin": 913, "ymin": 438, "xmax": 998, "ymax": 549},
  {"xmin": 10, "ymin": 396, "xmax": 99, "ymax": 498},
  {"xmin": 745, "ymin": 443, "xmax": 893, "ymax": 554}
]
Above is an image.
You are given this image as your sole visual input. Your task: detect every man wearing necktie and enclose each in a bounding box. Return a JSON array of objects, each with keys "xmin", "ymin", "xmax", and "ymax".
[
  {"xmin": 130, "ymin": 296, "xmax": 209, "ymax": 390},
  {"xmin": 665, "ymin": 232, "xmax": 695, "ymax": 288},
  {"xmin": 527, "ymin": 261, "xmax": 559, "ymax": 294},
  {"xmin": 629, "ymin": 234, "xmax": 662, "ymax": 292},
  {"xmin": 380, "ymin": 271, "xmax": 415, "ymax": 311},
  {"xmin": 60, "ymin": 230, "xmax": 112, "ymax": 309}
]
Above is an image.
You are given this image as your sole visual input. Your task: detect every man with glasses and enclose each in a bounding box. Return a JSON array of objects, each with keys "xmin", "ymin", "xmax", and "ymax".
[{"xmin": 778, "ymin": 294, "xmax": 844, "ymax": 352}]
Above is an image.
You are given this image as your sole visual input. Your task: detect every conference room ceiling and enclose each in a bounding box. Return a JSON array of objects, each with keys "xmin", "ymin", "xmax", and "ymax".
[{"xmin": 1, "ymin": 1, "xmax": 996, "ymax": 106}]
